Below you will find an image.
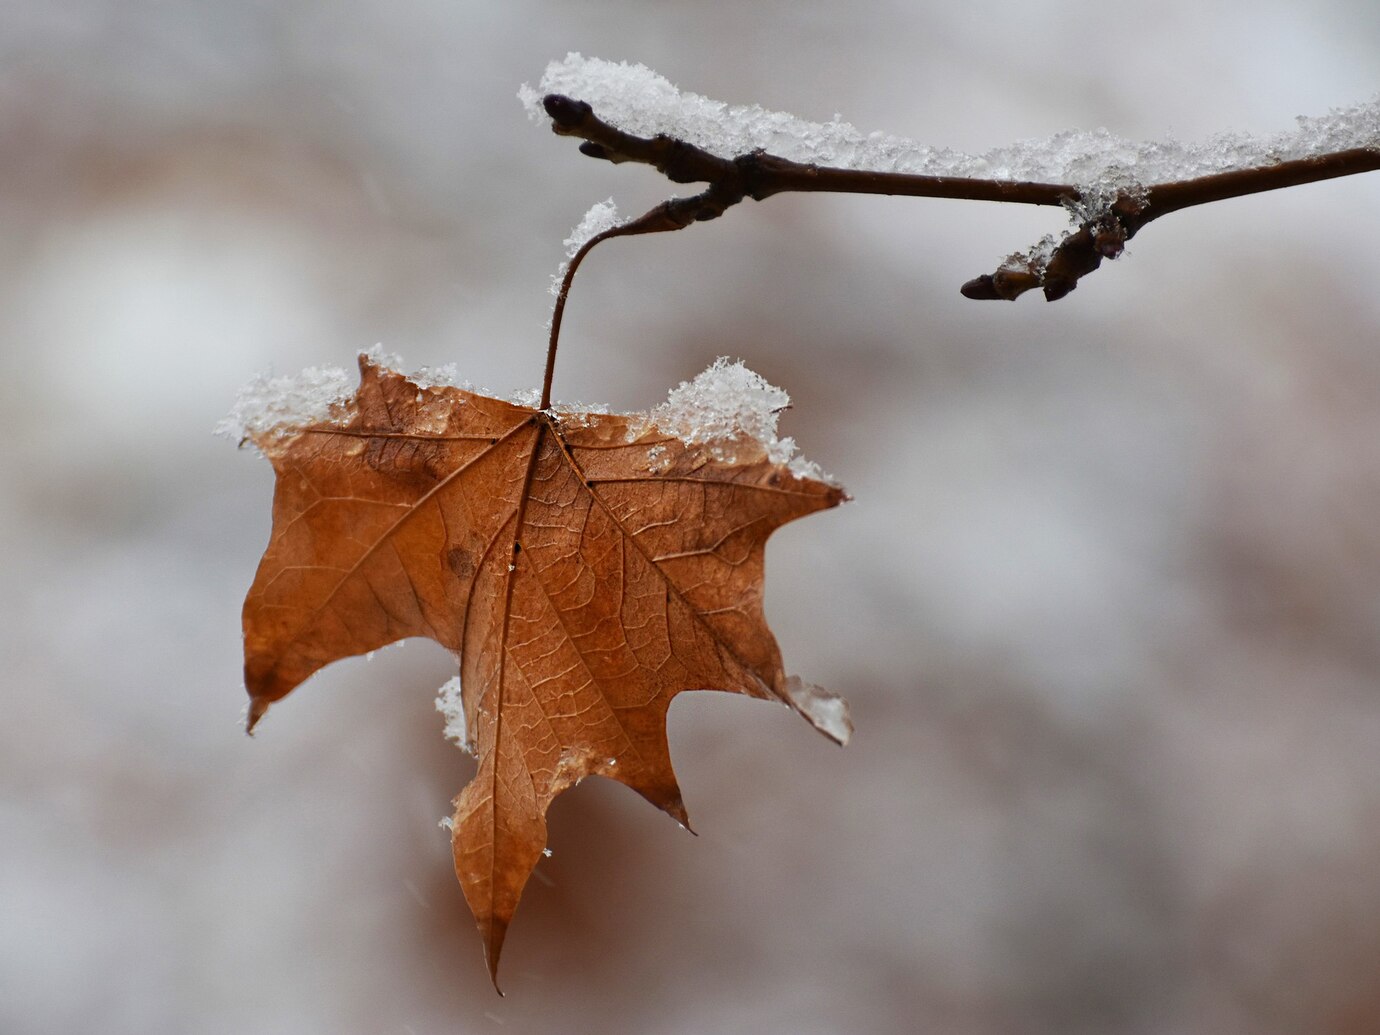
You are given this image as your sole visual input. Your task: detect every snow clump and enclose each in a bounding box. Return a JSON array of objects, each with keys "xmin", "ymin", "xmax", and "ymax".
[
  {"xmin": 435, "ymin": 676, "xmax": 471, "ymax": 756},
  {"xmin": 634, "ymin": 357, "xmax": 836, "ymax": 485},
  {"xmin": 216, "ymin": 362, "xmax": 352, "ymax": 442}
]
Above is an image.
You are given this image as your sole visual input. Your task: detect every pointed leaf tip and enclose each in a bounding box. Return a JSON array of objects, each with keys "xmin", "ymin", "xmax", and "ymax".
[
  {"xmin": 246, "ymin": 697, "xmax": 269, "ymax": 735},
  {"xmin": 483, "ymin": 917, "xmax": 510, "ymax": 994},
  {"xmin": 653, "ymin": 791, "xmax": 694, "ymax": 834},
  {"xmin": 487, "ymin": 962, "xmax": 505, "ymax": 997}
]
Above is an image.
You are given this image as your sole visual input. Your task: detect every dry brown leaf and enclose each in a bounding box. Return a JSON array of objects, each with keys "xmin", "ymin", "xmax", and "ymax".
[{"xmin": 238, "ymin": 353, "xmax": 849, "ymax": 985}]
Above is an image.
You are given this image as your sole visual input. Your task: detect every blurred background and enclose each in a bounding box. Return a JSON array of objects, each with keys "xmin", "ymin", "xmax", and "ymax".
[{"xmin": 3, "ymin": 3, "xmax": 1380, "ymax": 1033}]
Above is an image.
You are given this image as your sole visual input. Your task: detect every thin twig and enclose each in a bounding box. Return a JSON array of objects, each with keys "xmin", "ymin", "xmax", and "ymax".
[
  {"xmin": 542, "ymin": 93, "xmax": 1380, "ymax": 301},
  {"xmin": 542, "ymin": 194, "xmax": 728, "ymax": 409}
]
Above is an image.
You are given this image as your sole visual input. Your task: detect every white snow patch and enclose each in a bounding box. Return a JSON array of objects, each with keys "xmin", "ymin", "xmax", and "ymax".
[
  {"xmin": 524, "ymin": 53, "xmax": 1380, "ymax": 218},
  {"xmin": 215, "ymin": 362, "xmax": 352, "ymax": 443},
  {"xmin": 363, "ymin": 344, "xmax": 483, "ymax": 393},
  {"xmin": 546, "ymin": 198, "xmax": 624, "ymax": 336},
  {"xmin": 551, "ymin": 401, "xmax": 611, "ymax": 428},
  {"xmin": 564, "ymin": 199, "xmax": 622, "ymax": 257},
  {"xmin": 410, "ymin": 361, "xmax": 460, "ymax": 389},
  {"xmin": 435, "ymin": 676, "xmax": 471, "ymax": 756},
  {"xmin": 997, "ymin": 233, "xmax": 1062, "ymax": 279},
  {"xmin": 361, "ymin": 342, "xmax": 404, "ymax": 372},
  {"xmin": 783, "ymin": 676, "xmax": 853, "ymax": 746},
  {"xmin": 632, "ymin": 357, "xmax": 836, "ymax": 484},
  {"xmin": 550, "ymin": 198, "xmax": 622, "ymax": 298},
  {"xmin": 508, "ymin": 387, "xmax": 542, "ymax": 409},
  {"xmin": 219, "ymin": 346, "xmax": 507, "ymax": 446}
]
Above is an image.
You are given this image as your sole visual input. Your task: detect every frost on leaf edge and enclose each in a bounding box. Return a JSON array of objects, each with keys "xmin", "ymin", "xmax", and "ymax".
[{"xmin": 220, "ymin": 349, "xmax": 839, "ymax": 489}]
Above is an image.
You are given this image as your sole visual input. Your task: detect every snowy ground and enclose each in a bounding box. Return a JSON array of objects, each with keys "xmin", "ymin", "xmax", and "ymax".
[{"xmin": 4, "ymin": 4, "xmax": 1380, "ymax": 1034}]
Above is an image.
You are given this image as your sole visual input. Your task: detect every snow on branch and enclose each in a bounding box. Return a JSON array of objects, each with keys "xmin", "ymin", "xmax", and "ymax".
[
  {"xmin": 522, "ymin": 53, "xmax": 1380, "ymax": 301},
  {"xmin": 524, "ymin": 53, "xmax": 1379, "ymax": 187}
]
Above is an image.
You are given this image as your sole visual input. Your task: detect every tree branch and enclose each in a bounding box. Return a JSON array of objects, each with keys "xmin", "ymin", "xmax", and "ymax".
[{"xmin": 543, "ymin": 93, "xmax": 1380, "ymax": 301}]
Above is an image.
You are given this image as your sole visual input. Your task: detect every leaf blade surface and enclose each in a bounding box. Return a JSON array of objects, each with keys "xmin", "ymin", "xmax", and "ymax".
[{"xmin": 240, "ymin": 354, "xmax": 848, "ymax": 983}]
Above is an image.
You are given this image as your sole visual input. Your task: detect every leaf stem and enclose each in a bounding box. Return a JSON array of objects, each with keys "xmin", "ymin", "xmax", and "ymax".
[
  {"xmin": 542, "ymin": 195, "xmax": 727, "ymax": 408},
  {"xmin": 542, "ymin": 232, "xmax": 607, "ymax": 410}
]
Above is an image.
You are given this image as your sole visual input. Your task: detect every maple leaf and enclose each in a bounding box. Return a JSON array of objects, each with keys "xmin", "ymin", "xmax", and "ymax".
[{"xmin": 236, "ymin": 353, "xmax": 850, "ymax": 985}]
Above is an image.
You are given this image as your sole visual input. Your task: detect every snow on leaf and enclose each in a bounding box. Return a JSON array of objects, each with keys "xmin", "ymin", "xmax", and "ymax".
[
  {"xmin": 435, "ymin": 675, "xmax": 471, "ymax": 755},
  {"xmin": 215, "ymin": 363, "xmax": 352, "ymax": 444},
  {"xmin": 627, "ymin": 357, "xmax": 838, "ymax": 485}
]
